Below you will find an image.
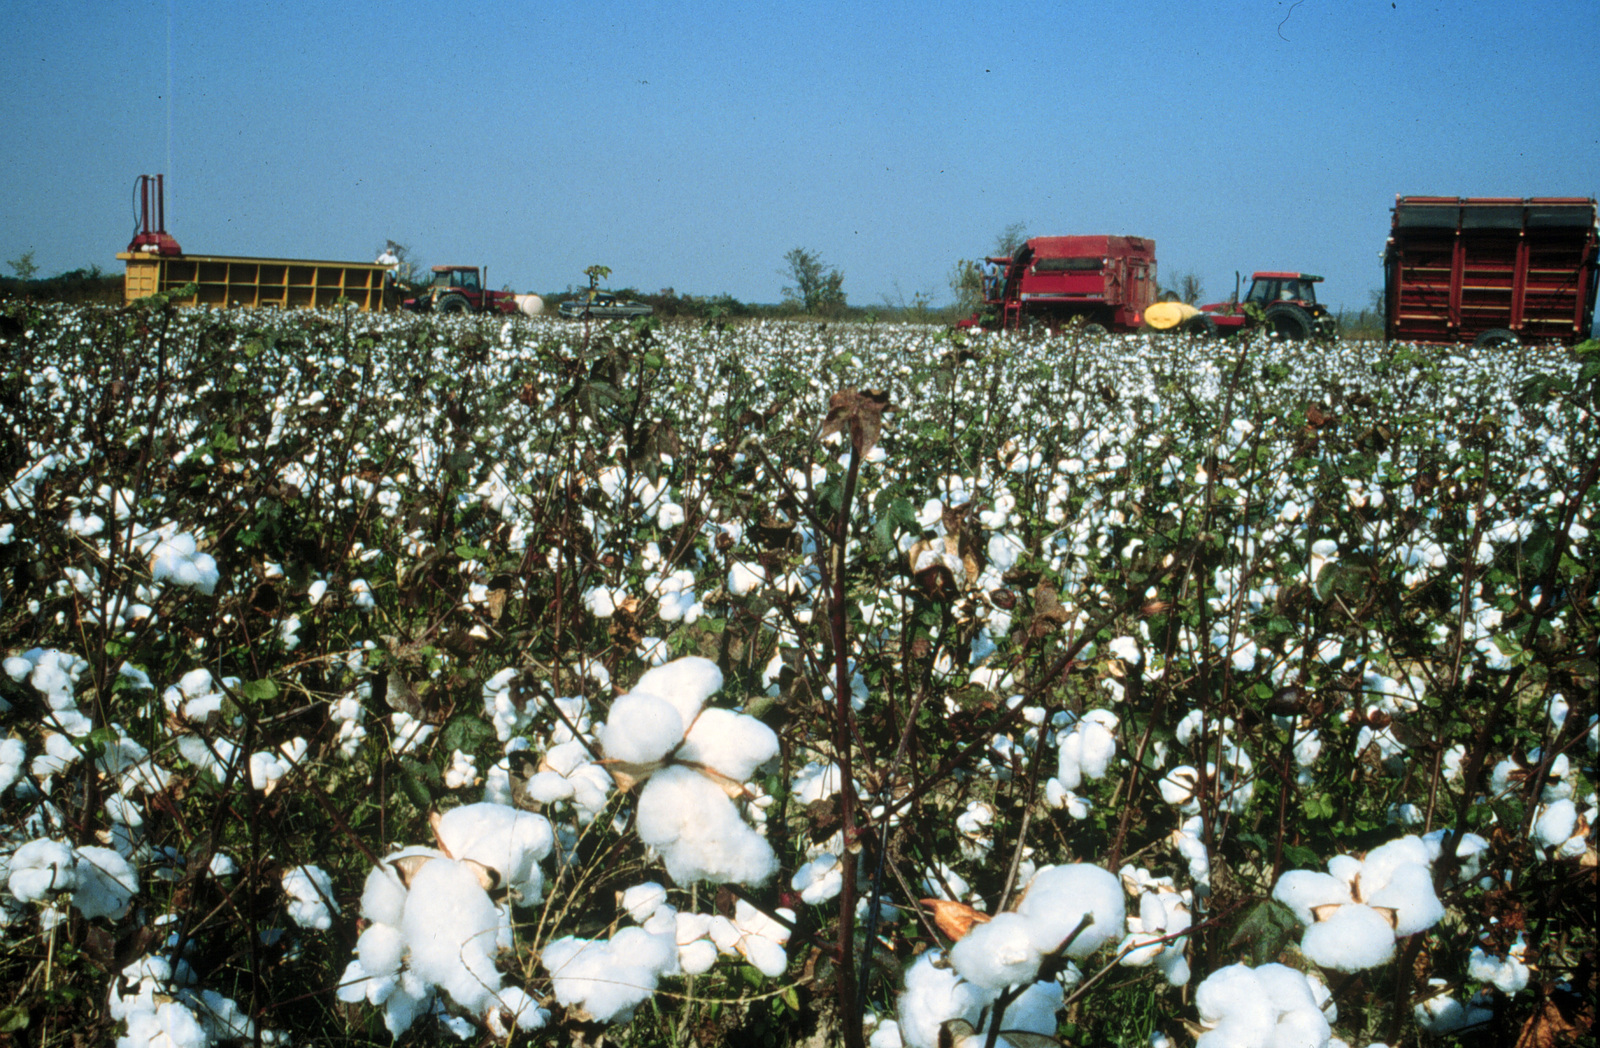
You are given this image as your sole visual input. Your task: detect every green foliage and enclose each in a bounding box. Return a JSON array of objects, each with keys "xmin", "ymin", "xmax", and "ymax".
[{"xmin": 779, "ymin": 247, "xmax": 847, "ymax": 317}]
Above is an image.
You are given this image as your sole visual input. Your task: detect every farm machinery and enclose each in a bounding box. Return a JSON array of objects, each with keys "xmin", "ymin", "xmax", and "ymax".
[
  {"xmin": 401, "ymin": 266, "xmax": 519, "ymax": 315},
  {"xmin": 960, "ymin": 235, "xmax": 1158, "ymax": 334},
  {"xmin": 1145, "ymin": 272, "xmax": 1337, "ymax": 339}
]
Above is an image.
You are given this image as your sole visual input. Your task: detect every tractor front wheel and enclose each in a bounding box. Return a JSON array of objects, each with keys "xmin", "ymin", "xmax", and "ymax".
[
  {"xmin": 1184, "ymin": 314, "xmax": 1219, "ymax": 338},
  {"xmin": 1263, "ymin": 303, "xmax": 1314, "ymax": 340},
  {"xmin": 437, "ymin": 294, "xmax": 470, "ymax": 314}
]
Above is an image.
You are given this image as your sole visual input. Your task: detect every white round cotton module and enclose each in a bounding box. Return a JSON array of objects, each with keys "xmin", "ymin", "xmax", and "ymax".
[
  {"xmin": 599, "ymin": 693, "xmax": 685, "ymax": 765},
  {"xmin": 1300, "ymin": 904, "xmax": 1396, "ymax": 971}
]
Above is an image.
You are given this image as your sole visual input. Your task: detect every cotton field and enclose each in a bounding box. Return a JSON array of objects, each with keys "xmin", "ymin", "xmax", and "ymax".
[{"xmin": 0, "ymin": 299, "xmax": 1594, "ymax": 1048}]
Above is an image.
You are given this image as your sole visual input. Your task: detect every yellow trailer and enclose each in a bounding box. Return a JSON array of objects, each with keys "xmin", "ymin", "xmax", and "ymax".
[{"xmin": 117, "ymin": 251, "xmax": 394, "ymax": 311}]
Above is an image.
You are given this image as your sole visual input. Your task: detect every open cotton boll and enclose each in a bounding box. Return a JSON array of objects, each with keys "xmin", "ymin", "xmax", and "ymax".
[
  {"xmin": 7, "ymin": 838, "xmax": 77, "ymax": 903},
  {"xmin": 792, "ymin": 853, "xmax": 844, "ymax": 904},
  {"xmin": 629, "ymin": 655, "xmax": 724, "ymax": 727},
  {"xmin": 357, "ymin": 922, "xmax": 406, "ymax": 978},
  {"xmin": 599, "ymin": 693, "xmax": 685, "ymax": 766},
  {"xmin": 1194, "ymin": 964, "xmax": 1277, "ymax": 1048},
  {"xmin": 621, "ymin": 882, "xmax": 670, "ymax": 923},
  {"xmin": 149, "ymin": 532, "xmax": 220, "ymax": 595},
  {"xmin": 69, "ymin": 844, "xmax": 139, "ymax": 920},
  {"xmin": 399, "ymin": 857, "xmax": 506, "ymax": 1018},
  {"xmin": 677, "ymin": 707, "xmax": 779, "ymax": 781},
  {"xmin": 1532, "ymin": 799, "xmax": 1578, "ymax": 850},
  {"xmin": 950, "ymin": 911, "xmax": 1045, "ymax": 989},
  {"xmin": 634, "ymin": 765, "xmax": 778, "ymax": 886},
  {"xmin": 281, "ymin": 864, "xmax": 339, "ymax": 930},
  {"xmin": 896, "ymin": 949, "xmax": 997, "ymax": 1048},
  {"xmin": 1272, "ymin": 870, "xmax": 1352, "ymax": 926},
  {"xmin": 435, "ymin": 802, "xmax": 553, "ymax": 903},
  {"xmin": 541, "ymin": 926, "xmax": 679, "ymax": 1023},
  {"xmin": 1015, "ymin": 864, "xmax": 1125, "ymax": 960},
  {"xmin": 1300, "ymin": 904, "xmax": 1396, "ymax": 972},
  {"xmin": 1364, "ymin": 862, "xmax": 1443, "ymax": 936}
]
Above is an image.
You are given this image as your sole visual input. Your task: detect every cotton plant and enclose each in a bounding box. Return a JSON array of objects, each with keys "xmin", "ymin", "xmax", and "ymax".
[
  {"xmin": 337, "ymin": 802, "xmax": 554, "ymax": 1037},
  {"xmin": 597, "ymin": 655, "xmax": 780, "ymax": 886},
  {"xmin": 1271, "ymin": 835, "xmax": 1446, "ymax": 972},
  {"xmin": 1190, "ymin": 962, "xmax": 1337, "ymax": 1048}
]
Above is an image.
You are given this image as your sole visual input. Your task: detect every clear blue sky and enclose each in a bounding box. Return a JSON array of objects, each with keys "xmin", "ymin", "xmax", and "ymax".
[{"xmin": 4, "ymin": 0, "xmax": 1596, "ymax": 310}]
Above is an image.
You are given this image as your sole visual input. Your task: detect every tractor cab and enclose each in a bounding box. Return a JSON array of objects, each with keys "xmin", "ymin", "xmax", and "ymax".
[
  {"xmin": 433, "ymin": 266, "xmax": 482, "ymax": 293},
  {"xmin": 403, "ymin": 265, "xmax": 516, "ymax": 314},
  {"xmin": 1244, "ymin": 272, "xmax": 1323, "ymax": 309}
]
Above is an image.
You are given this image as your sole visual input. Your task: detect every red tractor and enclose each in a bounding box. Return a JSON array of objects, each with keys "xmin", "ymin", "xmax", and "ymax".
[
  {"xmin": 1190, "ymin": 272, "xmax": 1337, "ymax": 339},
  {"xmin": 403, "ymin": 265, "xmax": 519, "ymax": 314}
]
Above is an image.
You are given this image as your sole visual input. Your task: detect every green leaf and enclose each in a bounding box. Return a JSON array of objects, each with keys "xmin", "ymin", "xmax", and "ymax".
[
  {"xmin": 239, "ymin": 679, "xmax": 279, "ymax": 704},
  {"xmin": 1228, "ymin": 898, "xmax": 1301, "ymax": 967}
]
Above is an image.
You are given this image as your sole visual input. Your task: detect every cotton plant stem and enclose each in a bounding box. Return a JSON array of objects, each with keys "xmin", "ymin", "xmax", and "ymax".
[{"xmin": 824, "ymin": 437, "xmax": 866, "ymax": 1048}]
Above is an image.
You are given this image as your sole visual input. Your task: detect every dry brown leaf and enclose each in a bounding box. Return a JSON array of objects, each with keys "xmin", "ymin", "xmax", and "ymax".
[
  {"xmin": 388, "ymin": 853, "xmax": 433, "ymax": 888},
  {"xmin": 919, "ymin": 898, "xmax": 991, "ymax": 942},
  {"xmin": 820, "ymin": 388, "xmax": 893, "ymax": 457},
  {"xmin": 1515, "ymin": 996, "xmax": 1586, "ymax": 1048}
]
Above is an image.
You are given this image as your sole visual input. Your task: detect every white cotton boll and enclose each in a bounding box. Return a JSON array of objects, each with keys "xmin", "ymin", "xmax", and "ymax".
[
  {"xmin": 1271, "ymin": 1006, "xmax": 1333, "ymax": 1048},
  {"xmin": 950, "ymin": 912, "xmax": 1045, "ymax": 990},
  {"xmin": 1076, "ymin": 718, "xmax": 1117, "ymax": 780},
  {"xmin": 792, "ymin": 853, "xmax": 844, "ymax": 904},
  {"xmin": 401, "ymin": 857, "xmax": 505, "ymax": 1016},
  {"xmin": 678, "ymin": 707, "xmax": 779, "ymax": 781},
  {"xmin": 791, "ymin": 761, "xmax": 845, "ymax": 803},
  {"xmin": 150, "ymin": 532, "xmax": 220, "ymax": 595},
  {"xmin": 435, "ymin": 802, "xmax": 554, "ymax": 902},
  {"xmin": 487, "ymin": 985, "xmax": 548, "ymax": 1034},
  {"xmin": 1, "ymin": 737, "xmax": 29, "ymax": 793},
  {"xmin": 1364, "ymin": 863, "xmax": 1443, "ymax": 936},
  {"xmin": 362, "ymin": 855, "xmax": 422, "ymax": 926},
  {"xmin": 599, "ymin": 692, "xmax": 685, "ymax": 765},
  {"xmin": 1194, "ymin": 964, "xmax": 1274, "ymax": 1048},
  {"xmin": 729, "ymin": 561, "xmax": 767, "ymax": 596},
  {"xmin": 635, "ymin": 765, "xmax": 778, "ymax": 886},
  {"xmin": 1000, "ymin": 979, "xmax": 1064, "ymax": 1035},
  {"xmin": 1272, "ymin": 870, "xmax": 1352, "ymax": 926},
  {"xmin": 7, "ymin": 838, "xmax": 76, "ymax": 902},
  {"xmin": 70, "ymin": 844, "xmax": 139, "ymax": 920},
  {"xmin": 1055, "ymin": 731, "xmax": 1084, "ymax": 790},
  {"xmin": 307, "ymin": 578, "xmax": 328, "ymax": 605},
  {"xmin": 1016, "ymin": 864, "xmax": 1125, "ymax": 960},
  {"xmin": 1414, "ymin": 979, "xmax": 1492, "ymax": 1035},
  {"xmin": 896, "ymin": 949, "xmax": 997, "ymax": 1048},
  {"xmin": 357, "ymin": 922, "xmax": 405, "ymax": 977},
  {"xmin": 1360, "ymin": 836, "xmax": 1433, "ymax": 889},
  {"xmin": 621, "ymin": 882, "xmax": 670, "ymax": 924},
  {"xmin": 1159, "ymin": 766, "xmax": 1202, "ymax": 812},
  {"xmin": 679, "ymin": 937, "xmax": 718, "ymax": 974},
  {"xmin": 124, "ymin": 1000, "xmax": 209, "ymax": 1048},
  {"xmin": 1532, "ymin": 799, "xmax": 1578, "ymax": 849},
  {"xmin": 630, "ymin": 655, "xmax": 724, "ymax": 726},
  {"xmin": 1300, "ymin": 904, "xmax": 1396, "ymax": 972},
  {"xmin": 282, "ymin": 864, "xmax": 340, "ymax": 930}
]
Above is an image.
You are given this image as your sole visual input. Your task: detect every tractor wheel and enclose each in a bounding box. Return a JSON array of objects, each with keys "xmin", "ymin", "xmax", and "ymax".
[
  {"xmin": 1473, "ymin": 328, "xmax": 1518, "ymax": 348},
  {"xmin": 1315, "ymin": 315, "xmax": 1340, "ymax": 340},
  {"xmin": 1263, "ymin": 303, "xmax": 1314, "ymax": 340},
  {"xmin": 1184, "ymin": 314, "xmax": 1219, "ymax": 338},
  {"xmin": 1080, "ymin": 322, "xmax": 1108, "ymax": 339},
  {"xmin": 437, "ymin": 294, "xmax": 470, "ymax": 314}
]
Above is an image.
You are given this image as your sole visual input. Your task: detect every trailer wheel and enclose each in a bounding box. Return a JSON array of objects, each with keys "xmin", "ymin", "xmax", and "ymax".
[
  {"xmin": 1263, "ymin": 303, "xmax": 1314, "ymax": 340},
  {"xmin": 1183, "ymin": 314, "xmax": 1218, "ymax": 338},
  {"xmin": 1080, "ymin": 322, "xmax": 1108, "ymax": 339},
  {"xmin": 437, "ymin": 294, "xmax": 470, "ymax": 314},
  {"xmin": 1473, "ymin": 328, "xmax": 1518, "ymax": 348}
]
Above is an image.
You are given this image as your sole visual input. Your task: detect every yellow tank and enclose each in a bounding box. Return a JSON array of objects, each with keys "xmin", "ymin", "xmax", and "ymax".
[{"xmin": 1143, "ymin": 300, "xmax": 1201, "ymax": 330}]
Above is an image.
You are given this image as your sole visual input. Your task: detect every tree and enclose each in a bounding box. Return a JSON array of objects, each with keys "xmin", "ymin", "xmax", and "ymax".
[
  {"xmin": 948, "ymin": 259, "xmax": 984, "ymax": 315},
  {"xmin": 1163, "ymin": 271, "xmax": 1204, "ymax": 304},
  {"xmin": 7, "ymin": 249, "xmax": 39, "ymax": 281},
  {"xmin": 780, "ymin": 248, "xmax": 847, "ymax": 317},
  {"xmin": 993, "ymin": 221, "xmax": 1029, "ymax": 258}
]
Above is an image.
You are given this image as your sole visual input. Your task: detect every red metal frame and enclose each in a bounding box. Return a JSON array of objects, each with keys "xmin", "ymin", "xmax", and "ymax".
[
  {"xmin": 127, "ymin": 174, "xmax": 183, "ymax": 256},
  {"xmin": 1384, "ymin": 196, "xmax": 1598, "ymax": 345}
]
